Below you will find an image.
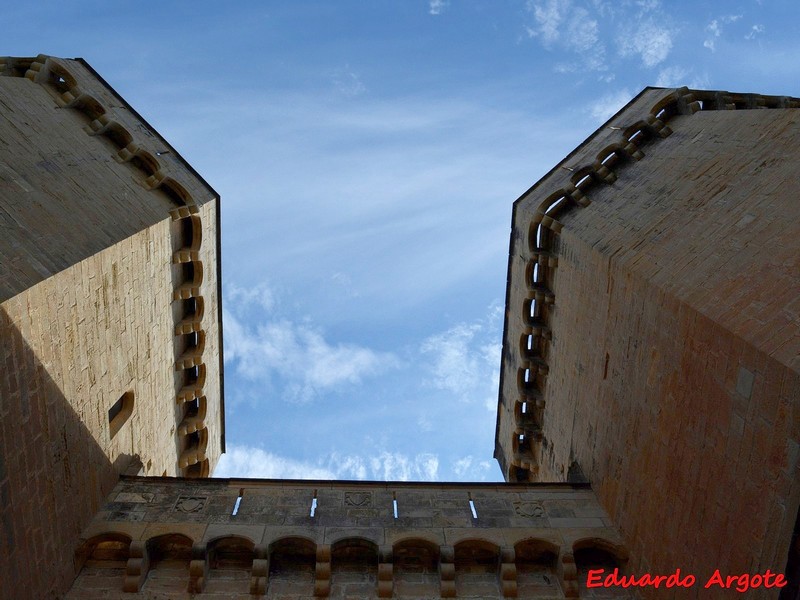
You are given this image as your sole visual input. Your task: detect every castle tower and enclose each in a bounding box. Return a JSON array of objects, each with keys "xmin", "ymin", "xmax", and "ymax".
[
  {"xmin": 0, "ymin": 55, "xmax": 224, "ymax": 598},
  {"xmin": 495, "ymin": 87, "xmax": 800, "ymax": 586}
]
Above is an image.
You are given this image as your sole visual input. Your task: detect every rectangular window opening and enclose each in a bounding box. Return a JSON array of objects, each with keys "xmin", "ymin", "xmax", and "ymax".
[
  {"xmin": 468, "ymin": 496, "xmax": 478, "ymax": 519},
  {"xmin": 231, "ymin": 488, "xmax": 244, "ymax": 516},
  {"xmin": 108, "ymin": 391, "xmax": 134, "ymax": 439},
  {"xmin": 310, "ymin": 490, "xmax": 318, "ymax": 517},
  {"xmin": 393, "ymin": 494, "xmax": 398, "ymax": 519}
]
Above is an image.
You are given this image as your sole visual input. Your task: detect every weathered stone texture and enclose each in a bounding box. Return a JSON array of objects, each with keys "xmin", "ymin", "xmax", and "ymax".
[
  {"xmin": 66, "ymin": 477, "xmax": 629, "ymax": 598},
  {"xmin": 0, "ymin": 57, "xmax": 215, "ymax": 303},
  {"xmin": 497, "ymin": 87, "xmax": 800, "ymax": 596},
  {"xmin": 0, "ymin": 55, "xmax": 224, "ymax": 599}
]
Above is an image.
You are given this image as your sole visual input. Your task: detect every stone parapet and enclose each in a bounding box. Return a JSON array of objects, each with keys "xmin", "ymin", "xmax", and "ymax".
[{"xmin": 68, "ymin": 477, "xmax": 630, "ymax": 598}]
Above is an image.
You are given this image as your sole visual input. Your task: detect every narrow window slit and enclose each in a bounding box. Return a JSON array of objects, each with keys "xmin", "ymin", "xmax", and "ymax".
[
  {"xmin": 231, "ymin": 488, "xmax": 244, "ymax": 516},
  {"xmin": 310, "ymin": 490, "xmax": 318, "ymax": 517},
  {"xmin": 392, "ymin": 492, "xmax": 399, "ymax": 519},
  {"xmin": 468, "ymin": 494, "xmax": 478, "ymax": 519}
]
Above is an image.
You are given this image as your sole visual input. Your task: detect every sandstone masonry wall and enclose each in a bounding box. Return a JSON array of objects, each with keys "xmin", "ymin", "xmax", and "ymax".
[
  {"xmin": 67, "ymin": 477, "xmax": 631, "ymax": 599},
  {"xmin": 496, "ymin": 88, "xmax": 800, "ymax": 597},
  {"xmin": 0, "ymin": 56, "xmax": 224, "ymax": 599}
]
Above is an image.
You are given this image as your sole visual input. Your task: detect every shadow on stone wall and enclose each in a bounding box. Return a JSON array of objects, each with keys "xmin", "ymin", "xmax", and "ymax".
[{"xmin": 0, "ymin": 306, "xmax": 126, "ymax": 599}]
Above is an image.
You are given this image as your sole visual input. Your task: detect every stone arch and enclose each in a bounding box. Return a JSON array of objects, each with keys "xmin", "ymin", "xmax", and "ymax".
[
  {"xmin": 71, "ymin": 532, "xmax": 132, "ymax": 595},
  {"xmin": 268, "ymin": 537, "xmax": 317, "ymax": 598},
  {"xmin": 178, "ymin": 395, "xmax": 207, "ymax": 435},
  {"xmin": 129, "ymin": 150, "xmax": 161, "ymax": 179},
  {"xmin": 515, "ymin": 538, "xmax": 563, "ymax": 597},
  {"xmin": 573, "ymin": 538, "xmax": 631, "ymax": 598},
  {"xmin": 142, "ymin": 533, "xmax": 193, "ymax": 593},
  {"xmin": 69, "ymin": 93, "xmax": 106, "ymax": 122},
  {"xmin": 204, "ymin": 535, "xmax": 256, "ymax": 594},
  {"xmin": 74, "ymin": 531, "xmax": 132, "ymax": 570},
  {"xmin": 177, "ymin": 363, "xmax": 206, "ymax": 404},
  {"xmin": 453, "ymin": 539, "xmax": 501, "ymax": 598},
  {"xmin": 393, "ymin": 538, "xmax": 440, "ymax": 599},
  {"xmin": 175, "ymin": 296, "xmax": 205, "ymax": 335},
  {"xmin": 572, "ymin": 537, "xmax": 628, "ymax": 563},
  {"xmin": 172, "ymin": 260, "xmax": 203, "ymax": 300},
  {"xmin": 97, "ymin": 122, "xmax": 134, "ymax": 152},
  {"xmin": 175, "ymin": 329, "xmax": 205, "ymax": 371},
  {"xmin": 160, "ymin": 177, "xmax": 194, "ymax": 207},
  {"xmin": 330, "ymin": 538, "xmax": 379, "ymax": 598},
  {"xmin": 179, "ymin": 426, "xmax": 208, "ymax": 469}
]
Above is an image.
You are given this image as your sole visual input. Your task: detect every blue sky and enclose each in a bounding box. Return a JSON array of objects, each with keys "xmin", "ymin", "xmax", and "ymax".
[{"xmin": 7, "ymin": 1, "xmax": 798, "ymax": 481}]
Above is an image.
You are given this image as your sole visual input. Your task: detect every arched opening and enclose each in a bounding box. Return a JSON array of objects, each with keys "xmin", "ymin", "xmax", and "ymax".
[
  {"xmin": 330, "ymin": 538, "xmax": 379, "ymax": 597},
  {"xmin": 454, "ymin": 539, "xmax": 500, "ymax": 598},
  {"xmin": 160, "ymin": 178, "xmax": 193, "ymax": 207},
  {"xmin": 267, "ymin": 537, "xmax": 316, "ymax": 598},
  {"xmin": 70, "ymin": 533, "xmax": 131, "ymax": 594},
  {"xmin": 142, "ymin": 534, "xmax": 192, "ymax": 593},
  {"xmin": 574, "ymin": 539, "xmax": 631, "ymax": 598},
  {"xmin": 205, "ymin": 536, "xmax": 255, "ymax": 593},
  {"xmin": 515, "ymin": 539, "xmax": 563, "ymax": 597},
  {"xmin": 393, "ymin": 538, "xmax": 440, "ymax": 598}
]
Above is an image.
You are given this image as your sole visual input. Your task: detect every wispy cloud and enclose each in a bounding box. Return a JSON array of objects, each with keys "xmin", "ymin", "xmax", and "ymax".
[
  {"xmin": 618, "ymin": 20, "xmax": 673, "ymax": 67},
  {"xmin": 453, "ymin": 455, "xmax": 493, "ymax": 479},
  {"xmin": 526, "ymin": 0, "xmax": 607, "ymax": 72},
  {"xmin": 420, "ymin": 302, "xmax": 502, "ymax": 410},
  {"xmin": 589, "ymin": 88, "xmax": 632, "ymax": 123},
  {"xmin": 655, "ymin": 66, "xmax": 709, "ymax": 90},
  {"xmin": 214, "ymin": 445, "xmax": 337, "ymax": 479},
  {"xmin": 215, "ymin": 445, "xmax": 439, "ymax": 481},
  {"xmin": 745, "ymin": 24, "xmax": 765, "ymax": 41},
  {"xmin": 526, "ymin": 0, "xmax": 569, "ymax": 47},
  {"xmin": 368, "ymin": 451, "xmax": 439, "ymax": 481},
  {"xmin": 429, "ymin": 0, "xmax": 448, "ymax": 15},
  {"xmin": 331, "ymin": 64, "xmax": 366, "ymax": 97},
  {"xmin": 704, "ymin": 14, "xmax": 742, "ymax": 52},
  {"xmin": 224, "ymin": 284, "xmax": 399, "ymax": 402},
  {"xmin": 526, "ymin": 0, "xmax": 676, "ymax": 73}
]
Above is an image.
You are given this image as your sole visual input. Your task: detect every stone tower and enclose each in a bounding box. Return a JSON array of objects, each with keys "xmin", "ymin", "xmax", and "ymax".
[
  {"xmin": 1, "ymin": 55, "xmax": 798, "ymax": 599},
  {"xmin": 0, "ymin": 55, "xmax": 224, "ymax": 598},
  {"xmin": 495, "ymin": 87, "xmax": 800, "ymax": 589}
]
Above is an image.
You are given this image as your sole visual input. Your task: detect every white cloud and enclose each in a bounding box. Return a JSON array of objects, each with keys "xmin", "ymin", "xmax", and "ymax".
[
  {"xmin": 429, "ymin": 0, "xmax": 448, "ymax": 15},
  {"xmin": 214, "ymin": 445, "xmax": 439, "ymax": 481},
  {"xmin": 704, "ymin": 14, "xmax": 742, "ymax": 52},
  {"xmin": 419, "ymin": 302, "xmax": 502, "ymax": 405},
  {"xmin": 369, "ymin": 451, "xmax": 439, "ymax": 481},
  {"xmin": 526, "ymin": 0, "xmax": 569, "ymax": 47},
  {"xmin": 618, "ymin": 20, "xmax": 673, "ymax": 67},
  {"xmin": 655, "ymin": 66, "xmax": 709, "ymax": 90},
  {"xmin": 226, "ymin": 282, "xmax": 276, "ymax": 312},
  {"xmin": 453, "ymin": 455, "xmax": 493, "ymax": 479},
  {"xmin": 745, "ymin": 24, "xmax": 765, "ymax": 41},
  {"xmin": 589, "ymin": 88, "xmax": 632, "ymax": 122},
  {"xmin": 526, "ymin": 0, "xmax": 607, "ymax": 72},
  {"xmin": 214, "ymin": 445, "xmax": 337, "ymax": 479},
  {"xmin": 331, "ymin": 65, "xmax": 366, "ymax": 97},
  {"xmin": 655, "ymin": 65, "xmax": 688, "ymax": 87},
  {"xmin": 704, "ymin": 20, "xmax": 720, "ymax": 51},
  {"xmin": 223, "ymin": 285, "xmax": 399, "ymax": 402}
]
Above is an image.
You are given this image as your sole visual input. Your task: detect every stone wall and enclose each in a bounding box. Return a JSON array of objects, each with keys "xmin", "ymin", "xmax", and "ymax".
[
  {"xmin": 0, "ymin": 55, "xmax": 224, "ymax": 598},
  {"xmin": 496, "ymin": 87, "xmax": 800, "ymax": 593},
  {"xmin": 67, "ymin": 477, "xmax": 631, "ymax": 598}
]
